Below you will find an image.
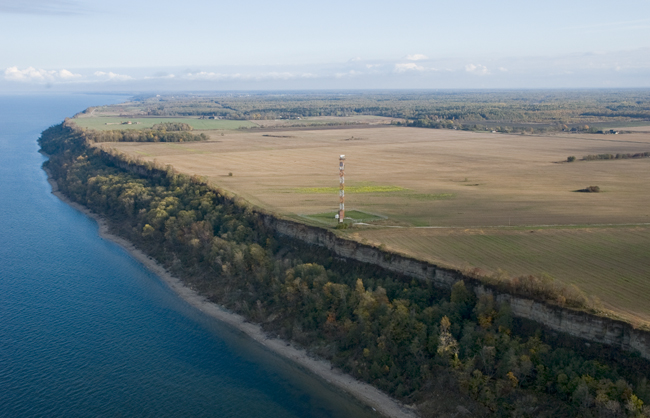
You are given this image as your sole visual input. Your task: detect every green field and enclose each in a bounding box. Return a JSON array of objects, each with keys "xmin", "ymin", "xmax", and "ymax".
[
  {"xmin": 72, "ymin": 117, "xmax": 256, "ymax": 131},
  {"xmin": 303, "ymin": 210, "xmax": 385, "ymax": 226},
  {"xmin": 296, "ymin": 184, "xmax": 406, "ymax": 194},
  {"xmin": 355, "ymin": 225, "xmax": 650, "ymax": 324}
]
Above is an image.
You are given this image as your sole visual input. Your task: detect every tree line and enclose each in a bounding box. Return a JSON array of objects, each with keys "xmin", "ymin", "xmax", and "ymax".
[
  {"xmin": 66, "ymin": 120, "xmax": 206, "ymax": 143},
  {"xmin": 128, "ymin": 91, "xmax": 650, "ymax": 129}
]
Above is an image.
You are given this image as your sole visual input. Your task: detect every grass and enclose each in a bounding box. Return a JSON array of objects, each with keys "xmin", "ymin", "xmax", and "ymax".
[
  {"xmin": 103, "ymin": 126, "xmax": 650, "ymax": 230},
  {"xmin": 72, "ymin": 117, "xmax": 256, "ymax": 131},
  {"xmin": 354, "ymin": 226, "xmax": 650, "ymax": 324},
  {"xmin": 134, "ymin": 151, "xmax": 154, "ymax": 157},
  {"xmin": 163, "ymin": 143, "xmax": 208, "ymax": 153},
  {"xmin": 304, "ymin": 210, "xmax": 385, "ymax": 225},
  {"xmin": 405, "ymin": 193, "xmax": 455, "ymax": 200},
  {"xmin": 296, "ymin": 184, "xmax": 406, "ymax": 194}
]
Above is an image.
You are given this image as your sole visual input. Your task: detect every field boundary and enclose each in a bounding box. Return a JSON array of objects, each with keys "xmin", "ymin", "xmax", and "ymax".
[{"xmin": 366, "ymin": 222, "xmax": 650, "ymax": 229}]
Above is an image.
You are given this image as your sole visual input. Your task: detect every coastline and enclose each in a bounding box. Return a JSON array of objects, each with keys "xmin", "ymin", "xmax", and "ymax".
[{"xmin": 44, "ymin": 168, "xmax": 418, "ymax": 418}]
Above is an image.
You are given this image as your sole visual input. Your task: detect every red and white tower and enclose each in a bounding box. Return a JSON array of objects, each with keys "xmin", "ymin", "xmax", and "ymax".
[{"xmin": 338, "ymin": 155, "xmax": 345, "ymax": 223}]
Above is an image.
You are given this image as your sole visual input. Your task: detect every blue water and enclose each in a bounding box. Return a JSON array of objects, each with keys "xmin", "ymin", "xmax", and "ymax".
[{"xmin": 0, "ymin": 94, "xmax": 375, "ymax": 417}]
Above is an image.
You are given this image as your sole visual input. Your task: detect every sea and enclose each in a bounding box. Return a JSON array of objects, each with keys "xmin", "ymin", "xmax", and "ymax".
[{"xmin": 0, "ymin": 94, "xmax": 376, "ymax": 418}]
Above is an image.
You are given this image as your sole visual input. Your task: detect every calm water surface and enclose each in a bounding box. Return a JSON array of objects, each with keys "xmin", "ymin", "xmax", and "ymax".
[{"xmin": 0, "ymin": 94, "xmax": 376, "ymax": 417}]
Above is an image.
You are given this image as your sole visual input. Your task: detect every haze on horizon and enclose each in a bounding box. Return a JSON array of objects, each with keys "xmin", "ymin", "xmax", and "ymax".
[{"xmin": 1, "ymin": 0, "xmax": 649, "ymax": 91}]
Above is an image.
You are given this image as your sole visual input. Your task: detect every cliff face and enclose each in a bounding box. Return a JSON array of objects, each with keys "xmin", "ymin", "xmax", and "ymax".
[{"xmin": 261, "ymin": 215, "xmax": 650, "ymax": 361}]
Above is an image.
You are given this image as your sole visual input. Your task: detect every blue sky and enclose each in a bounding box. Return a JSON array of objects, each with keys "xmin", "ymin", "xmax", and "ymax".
[{"xmin": 1, "ymin": 0, "xmax": 650, "ymax": 90}]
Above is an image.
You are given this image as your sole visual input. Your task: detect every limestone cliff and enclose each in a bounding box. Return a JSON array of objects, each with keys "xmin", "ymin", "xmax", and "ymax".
[{"xmin": 261, "ymin": 214, "xmax": 650, "ymax": 361}]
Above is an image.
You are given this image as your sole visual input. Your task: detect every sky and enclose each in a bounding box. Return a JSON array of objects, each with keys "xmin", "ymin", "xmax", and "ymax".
[{"xmin": 1, "ymin": 0, "xmax": 650, "ymax": 91}]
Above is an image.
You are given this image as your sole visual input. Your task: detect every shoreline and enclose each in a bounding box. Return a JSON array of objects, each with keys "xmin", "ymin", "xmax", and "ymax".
[{"xmin": 44, "ymin": 168, "xmax": 418, "ymax": 418}]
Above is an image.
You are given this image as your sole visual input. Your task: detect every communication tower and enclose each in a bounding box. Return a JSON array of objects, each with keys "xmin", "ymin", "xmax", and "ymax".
[{"xmin": 338, "ymin": 155, "xmax": 345, "ymax": 223}]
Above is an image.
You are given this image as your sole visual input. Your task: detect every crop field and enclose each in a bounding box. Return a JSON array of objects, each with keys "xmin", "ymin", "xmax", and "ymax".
[
  {"xmin": 303, "ymin": 210, "xmax": 385, "ymax": 226},
  {"xmin": 71, "ymin": 111, "xmax": 395, "ymax": 132},
  {"xmin": 353, "ymin": 226, "xmax": 650, "ymax": 324},
  {"xmin": 252, "ymin": 115, "xmax": 398, "ymax": 128},
  {"xmin": 619, "ymin": 125, "xmax": 650, "ymax": 132},
  {"xmin": 99, "ymin": 125, "xmax": 650, "ymax": 323},
  {"xmin": 71, "ymin": 117, "xmax": 256, "ymax": 131},
  {"xmin": 102, "ymin": 126, "xmax": 650, "ymax": 225}
]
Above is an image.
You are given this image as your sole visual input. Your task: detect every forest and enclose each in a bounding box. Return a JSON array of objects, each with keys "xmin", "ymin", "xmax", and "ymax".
[
  {"xmin": 40, "ymin": 122, "xmax": 650, "ymax": 417},
  {"xmin": 125, "ymin": 90, "xmax": 650, "ymax": 133}
]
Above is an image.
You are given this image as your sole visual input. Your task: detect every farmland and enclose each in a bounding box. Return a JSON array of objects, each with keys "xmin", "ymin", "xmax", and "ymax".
[
  {"xmin": 71, "ymin": 114, "xmax": 397, "ymax": 131},
  {"xmin": 354, "ymin": 225, "xmax": 650, "ymax": 324},
  {"xmin": 71, "ymin": 116, "xmax": 257, "ymax": 131},
  {"xmin": 101, "ymin": 126, "xmax": 650, "ymax": 226},
  {"xmin": 71, "ymin": 102, "xmax": 397, "ymax": 131},
  {"xmin": 97, "ymin": 123, "xmax": 650, "ymax": 323}
]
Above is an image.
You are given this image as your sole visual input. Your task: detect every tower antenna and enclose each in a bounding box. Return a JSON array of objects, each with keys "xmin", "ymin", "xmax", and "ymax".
[{"xmin": 338, "ymin": 155, "xmax": 345, "ymax": 223}]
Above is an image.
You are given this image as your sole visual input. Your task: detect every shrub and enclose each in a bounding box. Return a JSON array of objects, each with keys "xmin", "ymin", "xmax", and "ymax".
[
  {"xmin": 152, "ymin": 122, "xmax": 193, "ymax": 131},
  {"xmin": 575, "ymin": 185, "xmax": 601, "ymax": 193},
  {"xmin": 567, "ymin": 156, "xmax": 576, "ymax": 162},
  {"xmin": 582, "ymin": 152, "xmax": 650, "ymax": 161},
  {"xmin": 81, "ymin": 127, "xmax": 206, "ymax": 143}
]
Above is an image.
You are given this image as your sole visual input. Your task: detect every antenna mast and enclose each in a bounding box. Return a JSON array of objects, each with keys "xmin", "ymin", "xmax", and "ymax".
[{"xmin": 338, "ymin": 155, "xmax": 345, "ymax": 223}]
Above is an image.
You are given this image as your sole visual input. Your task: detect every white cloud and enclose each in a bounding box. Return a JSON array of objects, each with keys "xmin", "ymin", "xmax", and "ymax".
[
  {"xmin": 264, "ymin": 72, "xmax": 317, "ymax": 80},
  {"xmin": 4, "ymin": 66, "xmax": 81, "ymax": 82},
  {"xmin": 498, "ymin": 67, "xmax": 508, "ymax": 72},
  {"xmin": 144, "ymin": 73, "xmax": 176, "ymax": 79},
  {"xmin": 406, "ymin": 54, "xmax": 428, "ymax": 61},
  {"xmin": 93, "ymin": 71, "xmax": 133, "ymax": 81},
  {"xmin": 183, "ymin": 71, "xmax": 316, "ymax": 81},
  {"xmin": 394, "ymin": 63, "xmax": 426, "ymax": 72},
  {"xmin": 335, "ymin": 70, "xmax": 362, "ymax": 78},
  {"xmin": 465, "ymin": 63, "xmax": 489, "ymax": 75},
  {"xmin": 58, "ymin": 69, "xmax": 79, "ymax": 79},
  {"xmin": 183, "ymin": 71, "xmax": 229, "ymax": 80}
]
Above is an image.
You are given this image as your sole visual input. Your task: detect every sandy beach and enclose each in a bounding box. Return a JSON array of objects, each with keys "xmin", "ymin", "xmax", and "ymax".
[{"xmin": 44, "ymin": 168, "xmax": 418, "ymax": 418}]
